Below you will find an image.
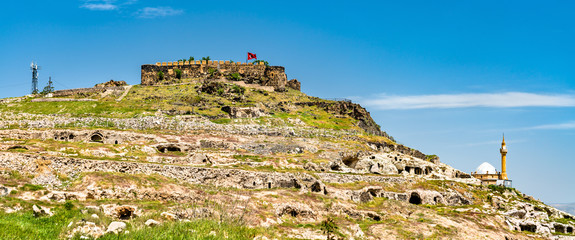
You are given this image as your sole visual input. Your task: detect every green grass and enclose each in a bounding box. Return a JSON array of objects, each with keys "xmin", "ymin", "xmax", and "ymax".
[
  {"xmin": 0, "ymin": 201, "xmax": 260, "ymax": 240},
  {"xmin": 19, "ymin": 183, "xmax": 44, "ymax": 191},
  {"xmin": 93, "ymin": 219, "xmax": 259, "ymax": 240},
  {"xmin": 0, "ymin": 208, "xmax": 81, "ymax": 239}
]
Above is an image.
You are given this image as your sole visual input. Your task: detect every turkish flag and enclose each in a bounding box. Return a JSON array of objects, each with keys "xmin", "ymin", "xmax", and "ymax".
[{"xmin": 247, "ymin": 52, "xmax": 257, "ymax": 60}]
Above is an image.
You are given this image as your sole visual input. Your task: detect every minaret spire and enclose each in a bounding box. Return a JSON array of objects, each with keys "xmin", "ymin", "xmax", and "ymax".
[{"xmin": 499, "ymin": 134, "xmax": 508, "ymax": 180}]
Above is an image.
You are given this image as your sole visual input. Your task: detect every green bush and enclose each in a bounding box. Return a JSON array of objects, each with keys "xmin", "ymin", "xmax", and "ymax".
[
  {"xmin": 488, "ymin": 184, "xmax": 507, "ymax": 194},
  {"xmin": 231, "ymin": 85, "xmax": 245, "ymax": 95},
  {"xmin": 174, "ymin": 69, "xmax": 182, "ymax": 79},
  {"xmin": 64, "ymin": 201, "xmax": 74, "ymax": 210},
  {"xmin": 20, "ymin": 184, "xmax": 44, "ymax": 191},
  {"xmin": 228, "ymin": 73, "xmax": 241, "ymax": 81},
  {"xmin": 217, "ymin": 88, "xmax": 225, "ymax": 95},
  {"xmin": 157, "ymin": 71, "xmax": 164, "ymax": 80},
  {"xmin": 208, "ymin": 68, "xmax": 217, "ymax": 76},
  {"xmin": 319, "ymin": 217, "xmax": 338, "ymax": 240}
]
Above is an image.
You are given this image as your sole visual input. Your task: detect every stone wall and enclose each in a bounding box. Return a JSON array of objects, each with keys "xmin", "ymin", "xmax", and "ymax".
[
  {"xmin": 52, "ymin": 87, "xmax": 126, "ymax": 98},
  {"xmin": 141, "ymin": 61, "xmax": 292, "ymax": 91}
]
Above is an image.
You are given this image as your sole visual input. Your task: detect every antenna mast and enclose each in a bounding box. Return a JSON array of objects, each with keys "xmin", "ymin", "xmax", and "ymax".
[{"xmin": 30, "ymin": 62, "xmax": 39, "ymax": 94}]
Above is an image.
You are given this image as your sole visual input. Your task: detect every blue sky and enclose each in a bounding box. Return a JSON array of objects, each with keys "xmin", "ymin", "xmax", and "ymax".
[{"xmin": 1, "ymin": 1, "xmax": 574, "ymax": 203}]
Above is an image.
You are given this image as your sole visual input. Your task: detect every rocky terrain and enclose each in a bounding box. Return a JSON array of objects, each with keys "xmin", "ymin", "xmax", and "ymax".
[{"xmin": 1, "ymin": 74, "xmax": 574, "ymax": 239}]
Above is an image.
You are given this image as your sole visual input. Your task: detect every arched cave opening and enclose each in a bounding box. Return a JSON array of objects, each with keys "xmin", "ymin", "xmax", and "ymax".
[
  {"xmin": 90, "ymin": 133, "xmax": 104, "ymax": 143},
  {"xmin": 555, "ymin": 224, "xmax": 566, "ymax": 233},
  {"xmin": 342, "ymin": 156, "xmax": 360, "ymax": 169},
  {"xmin": 567, "ymin": 226, "xmax": 573, "ymax": 234},
  {"xmin": 433, "ymin": 196, "xmax": 442, "ymax": 204},
  {"xmin": 520, "ymin": 223, "xmax": 537, "ymax": 232},
  {"xmin": 117, "ymin": 207, "xmax": 133, "ymax": 220},
  {"xmin": 310, "ymin": 182, "xmax": 322, "ymax": 192},
  {"xmin": 156, "ymin": 146, "xmax": 182, "ymax": 153},
  {"xmin": 7, "ymin": 145, "xmax": 27, "ymax": 151},
  {"xmin": 114, "ymin": 140, "xmax": 118, "ymax": 145},
  {"xmin": 409, "ymin": 192, "xmax": 422, "ymax": 205},
  {"xmin": 69, "ymin": 134, "xmax": 74, "ymax": 140}
]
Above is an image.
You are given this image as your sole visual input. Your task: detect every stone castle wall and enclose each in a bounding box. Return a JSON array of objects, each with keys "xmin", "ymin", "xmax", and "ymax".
[{"xmin": 141, "ymin": 61, "xmax": 293, "ymax": 91}]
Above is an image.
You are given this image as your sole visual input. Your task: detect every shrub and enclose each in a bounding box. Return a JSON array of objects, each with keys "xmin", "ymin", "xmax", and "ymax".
[
  {"xmin": 158, "ymin": 71, "xmax": 164, "ymax": 80},
  {"xmin": 20, "ymin": 184, "xmax": 44, "ymax": 191},
  {"xmin": 231, "ymin": 85, "xmax": 245, "ymax": 95},
  {"xmin": 64, "ymin": 201, "xmax": 74, "ymax": 210},
  {"xmin": 319, "ymin": 217, "xmax": 338, "ymax": 240},
  {"xmin": 174, "ymin": 69, "xmax": 182, "ymax": 79},
  {"xmin": 488, "ymin": 184, "xmax": 507, "ymax": 194},
  {"xmin": 217, "ymin": 88, "xmax": 224, "ymax": 95},
  {"xmin": 228, "ymin": 73, "xmax": 241, "ymax": 81},
  {"xmin": 208, "ymin": 68, "xmax": 217, "ymax": 76}
]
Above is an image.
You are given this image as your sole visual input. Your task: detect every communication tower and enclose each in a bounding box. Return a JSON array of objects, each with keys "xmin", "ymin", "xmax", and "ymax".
[{"xmin": 30, "ymin": 62, "xmax": 40, "ymax": 94}]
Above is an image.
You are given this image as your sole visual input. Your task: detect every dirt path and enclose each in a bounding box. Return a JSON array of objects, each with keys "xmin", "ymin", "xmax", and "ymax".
[{"xmin": 116, "ymin": 85, "xmax": 133, "ymax": 101}]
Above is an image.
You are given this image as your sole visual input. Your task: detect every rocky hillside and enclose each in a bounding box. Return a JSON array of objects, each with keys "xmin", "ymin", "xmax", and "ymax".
[{"xmin": 0, "ymin": 77, "xmax": 574, "ymax": 239}]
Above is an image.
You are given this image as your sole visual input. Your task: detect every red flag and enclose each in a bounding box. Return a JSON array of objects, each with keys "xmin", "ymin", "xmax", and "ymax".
[{"xmin": 247, "ymin": 52, "xmax": 257, "ymax": 60}]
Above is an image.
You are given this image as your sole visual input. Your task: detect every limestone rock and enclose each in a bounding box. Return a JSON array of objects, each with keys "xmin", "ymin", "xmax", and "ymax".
[
  {"xmin": 32, "ymin": 205, "xmax": 53, "ymax": 217},
  {"xmin": 69, "ymin": 221, "xmax": 104, "ymax": 239},
  {"xmin": 0, "ymin": 186, "xmax": 9, "ymax": 197},
  {"xmin": 106, "ymin": 221, "xmax": 127, "ymax": 234},
  {"xmin": 145, "ymin": 219, "xmax": 160, "ymax": 227},
  {"xmin": 275, "ymin": 203, "xmax": 315, "ymax": 219},
  {"xmin": 101, "ymin": 204, "xmax": 137, "ymax": 219},
  {"xmin": 161, "ymin": 212, "xmax": 178, "ymax": 221},
  {"xmin": 221, "ymin": 106, "xmax": 267, "ymax": 118}
]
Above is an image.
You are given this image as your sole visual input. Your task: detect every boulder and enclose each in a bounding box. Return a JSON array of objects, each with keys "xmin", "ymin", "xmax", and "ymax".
[
  {"xmin": 32, "ymin": 205, "xmax": 53, "ymax": 217},
  {"xmin": 69, "ymin": 222, "xmax": 104, "ymax": 239},
  {"xmin": 161, "ymin": 212, "xmax": 178, "ymax": 221},
  {"xmin": 145, "ymin": 219, "xmax": 160, "ymax": 227},
  {"xmin": 106, "ymin": 221, "xmax": 127, "ymax": 234},
  {"xmin": 0, "ymin": 186, "xmax": 9, "ymax": 197}
]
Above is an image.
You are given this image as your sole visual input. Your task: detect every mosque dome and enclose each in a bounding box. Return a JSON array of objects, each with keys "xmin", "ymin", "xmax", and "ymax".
[{"xmin": 476, "ymin": 162, "xmax": 497, "ymax": 174}]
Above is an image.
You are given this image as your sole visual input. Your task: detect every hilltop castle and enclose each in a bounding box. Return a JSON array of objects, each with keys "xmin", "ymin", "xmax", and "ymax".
[{"xmin": 141, "ymin": 60, "xmax": 301, "ymax": 91}]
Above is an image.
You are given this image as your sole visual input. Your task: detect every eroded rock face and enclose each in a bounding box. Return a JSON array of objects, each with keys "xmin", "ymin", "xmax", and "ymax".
[
  {"xmin": 287, "ymin": 79, "xmax": 301, "ymax": 91},
  {"xmin": 221, "ymin": 106, "xmax": 267, "ymax": 118},
  {"xmin": 101, "ymin": 204, "xmax": 137, "ymax": 219},
  {"xmin": 275, "ymin": 203, "xmax": 315, "ymax": 219}
]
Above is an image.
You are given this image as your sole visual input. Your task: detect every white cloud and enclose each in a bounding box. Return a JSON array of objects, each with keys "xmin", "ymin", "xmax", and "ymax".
[
  {"xmin": 527, "ymin": 121, "xmax": 575, "ymax": 130},
  {"xmin": 136, "ymin": 7, "xmax": 183, "ymax": 18},
  {"xmin": 81, "ymin": 0, "xmax": 118, "ymax": 11},
  {"xmin": 359, "ymin": 92, "xmax": 575, "ymax": 110}
]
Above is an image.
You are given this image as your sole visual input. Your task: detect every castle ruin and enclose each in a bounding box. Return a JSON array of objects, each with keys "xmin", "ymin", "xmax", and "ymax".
[{"xmin": 141, "ymin": 60, "xmax": 300, "ymax": 91}]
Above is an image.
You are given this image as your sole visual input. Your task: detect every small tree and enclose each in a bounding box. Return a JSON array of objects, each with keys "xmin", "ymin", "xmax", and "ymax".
[
  {"xmin": 40, "ymin": 78, "xmax": 54, "ymax": 95},
  {"xmin": 188, "ymin": 56, "xmax": 195, "ymax": 62},
  {"xmin": 202, "ymin": 56, "xmax": 211, "ymax": 62},
  {"xmin": 174, "ymin": 69, "xmax": 182, "ymax": 79},
  {"xmin": 319, "ymin": 217, "xmax": 338, "ymax": 240},
  {"xmin": 158, "ymin": 71, "xmax": 164, "ymax": 80}
]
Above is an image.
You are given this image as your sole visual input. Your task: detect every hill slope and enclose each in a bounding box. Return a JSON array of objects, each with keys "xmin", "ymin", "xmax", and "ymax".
[{"xmin": 0, "ymin": 78, "xmax": 574, "ymax": 239}]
